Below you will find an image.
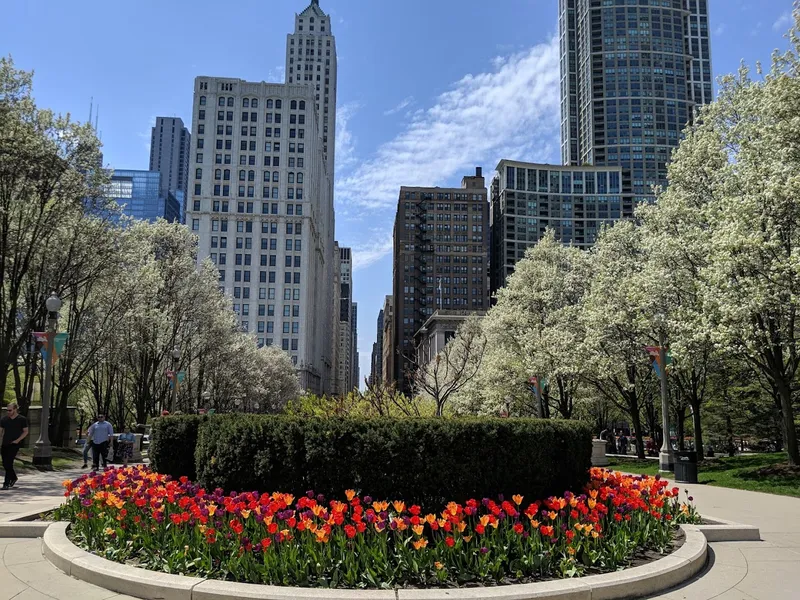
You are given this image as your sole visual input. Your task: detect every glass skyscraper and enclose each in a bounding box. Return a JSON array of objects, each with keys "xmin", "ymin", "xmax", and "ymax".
[
  {"xmin": 107, "ymin": 169, "xmax": 181, "ymax": 223},
  {"xmin": 559, "ymin": 0, "xmax": 712, "ymax": 215}
]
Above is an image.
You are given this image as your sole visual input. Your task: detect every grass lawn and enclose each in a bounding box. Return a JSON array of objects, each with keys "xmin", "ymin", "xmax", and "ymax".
[
  {"xmin": 14, "ymin": 446, "xmax": 83, "ymax": 471},
  {"xmin": 608, "ymin": 453, "xmax": 800, "ymax": 498}
]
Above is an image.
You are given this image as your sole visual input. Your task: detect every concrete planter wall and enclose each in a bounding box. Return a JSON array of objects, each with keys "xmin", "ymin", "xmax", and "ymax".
[{"xmin": 42, "ymin": 521, "xmax": 708, "ymax": 600}]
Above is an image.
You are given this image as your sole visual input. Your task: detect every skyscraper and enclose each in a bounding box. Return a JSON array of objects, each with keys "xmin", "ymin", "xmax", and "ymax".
[
  {"xmin": 370, "ymin": 309, "xmax": 384, "ymax": 384},
  {"xmin": 391, "ymin": 168, "xmax": 489, "ymax": 394},
  {"xmin": 351, "ymin": 302, "xmax": 359, "ymax": 389},
  {"xmin": 106, "ymin": 169, "xmax": 181, "ymax": 224},
  {"xmin": 186, "ymin": 0, "xmax": 337, "ymax": 394},
  {"xmin": 149, "ymin": 117, "xmax": 190, "ymax": 204},
  {"xmin": 559, "ymin": 0, "xmax": 711, "ymax": 210},
  {"xmin": 285, "ymin": 0, "xmax": 337, "ymax": 177},
  {"xmin": 335, "ymin": 246, "xmax": 353, "ymax": 394},
  {"xmin": 490, "ymin": 161, "xmax": 622, "ymax": 293},
  {"xmin": 490, "ymin": 1, "xmax": 713, "ymax": 296}
]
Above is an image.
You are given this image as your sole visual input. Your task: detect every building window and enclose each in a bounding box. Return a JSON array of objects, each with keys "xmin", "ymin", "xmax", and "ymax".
[
  {"xmin": 194, "ymin": 183, "xmax": 201, "ymax": 195},
  {"xmin": 198, "ymin": 110, "xmax": 205, "ymax": 120},
  {"xmin": 199, "ymin": 96, "xmax": 206, "ymax": 105},
  {"xmin": 191, "ymin": 219, "xmax": 199, "ymax": 231}
]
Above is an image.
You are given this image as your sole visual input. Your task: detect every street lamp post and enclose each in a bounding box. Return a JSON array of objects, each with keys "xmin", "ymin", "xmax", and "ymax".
[
  {"xmin": 33, "ymin": 292, "xmax": 61, "ymax": 469},
  {"xmin": 202, "ymin": 390, "xmax": 211, "ymax": 413},
  {"xmin": 169, "ymin": 347, "xmax": 180, "ymax": 413},
  {"xmin": 254, "ymin": 402, "xmax": 260, "ymax": 414},
  {"xmin": 234, "ymin": 398, "xmax": 242, "ymax": 413},
  {"xmin": 658, "ymin": 329, "xmax": 674, "ymax": 472}
]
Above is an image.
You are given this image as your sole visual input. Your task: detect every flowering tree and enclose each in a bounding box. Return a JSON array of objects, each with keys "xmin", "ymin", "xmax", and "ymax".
[
  {"xmin": 411, "ymin": 315, "xmax": 487, "ymax": 417},
  {"xmin": 475, "ymin": 231, "xmax": 590, "ymax": 418},
  {"xmin": 655, "ymin": 24, "xmax": 800, "ymax": 463}
]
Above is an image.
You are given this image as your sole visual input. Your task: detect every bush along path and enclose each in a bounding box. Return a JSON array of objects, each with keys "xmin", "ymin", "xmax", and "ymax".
[
  {"xmin": 55, "ymin": 466, "xmax": 700, "ymax": 588},
  {"xmin": 151, "ymin": 415, "xmax": 593, "ymax": 510}
]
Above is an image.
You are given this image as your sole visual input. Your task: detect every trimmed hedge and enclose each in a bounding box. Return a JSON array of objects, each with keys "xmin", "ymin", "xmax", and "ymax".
[
  {"xmin": 191, "ymin": 416, "xmax": 591, "ymax": 509},
  {"xmin": 149, "ymin": 415, "xmax": 207, "ymax": 481}
]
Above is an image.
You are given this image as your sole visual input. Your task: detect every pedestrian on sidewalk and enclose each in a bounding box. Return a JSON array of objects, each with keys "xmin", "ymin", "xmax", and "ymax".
[
  {"xmin": 1, "ymin": 403, "xmax": 29, "ymax": 490},
  {"xmin": 119, "ymin": 426, "xmax": 136, "ymax": 467},
  {"xmin": 81, "ymin": 415, "xmax": 98, "ymax": 469},
  {"xmin": 87, "ymin": 414, "xmax": 113, "ymax": 471}
]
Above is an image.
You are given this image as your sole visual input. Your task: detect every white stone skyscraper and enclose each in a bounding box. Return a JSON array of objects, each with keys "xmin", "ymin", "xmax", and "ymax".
[
  {"xmin": 186, "ymin": 0, "xmax": 337, "ymax": 395},
  {"xmin": 285, "ymin": 0, "xmax": 337, "ymax": 178}
]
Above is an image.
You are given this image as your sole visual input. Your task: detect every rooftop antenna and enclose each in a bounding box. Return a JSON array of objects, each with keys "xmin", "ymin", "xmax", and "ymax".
[
  {"xmin": 95, "ymin": 105, "xmax": 100, "ymax": 140},
  {"xmin": 88, "ymin": 97, "xmax": 93, "ymax": 127}
]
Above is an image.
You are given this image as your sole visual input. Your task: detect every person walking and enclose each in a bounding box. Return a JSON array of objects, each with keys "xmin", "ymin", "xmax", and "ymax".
[
  {"xmin": 87, "ymin": 414, "xmax": 113, "ymax": 471},
  {"xmin": 1, "ymin": 403, "xmax": 29, "ymax": 490},
  {"xmin": 119, "ymin": 426, "xmax": 136, "ymax": 467},
  {"xmin": 81, "ymin": 416, "xmax": 98, "ymax": 469}
]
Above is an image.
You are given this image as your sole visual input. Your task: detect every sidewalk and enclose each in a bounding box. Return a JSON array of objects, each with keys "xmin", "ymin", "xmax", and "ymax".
[
  {"xmin": 644, "ymin": 474, "xmax": 800, "ymax": 599},
  {"xmin": 2, "ymin": 468, "xmax": 800, "ymax": 599},
  {"xmin": 0, "ymin": 468, "xmax": 82, "ymax": 522},
  {"xmin": 1, "ymin": 467, "xmax": 139, "ymax": 600}
]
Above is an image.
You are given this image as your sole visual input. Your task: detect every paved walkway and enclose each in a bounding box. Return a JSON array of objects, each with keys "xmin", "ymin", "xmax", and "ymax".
[
  {"xmin": 1, "ymin": 468, "xmax": 800, "ymax": 599},
  {"xmin": 645, "ymin": 474, "xmax": 800, "ymax": 600},
  {"xmin": 0, "ymin": 537, "xmax": 138, "ymax": 600},
  {"xmin": 1, "ymin": 467, "xmax": 140, "ymax": 600},
  {"xmin": 0, "ymin": 468, "xmax": 83, "ymax": 522}
]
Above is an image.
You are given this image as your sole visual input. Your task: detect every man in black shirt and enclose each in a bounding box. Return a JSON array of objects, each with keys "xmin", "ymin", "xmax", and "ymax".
[{"xmin": 1, "ymin": 403, "xmax": 29, "ymax": 490}]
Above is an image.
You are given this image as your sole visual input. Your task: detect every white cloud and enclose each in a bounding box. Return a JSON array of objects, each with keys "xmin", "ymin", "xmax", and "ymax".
[
  {"xmin": 334, "ymin": 37, "xmax": 561, "ymax": 212},
  {"xmin": 773, "ymin": 11, "xmax": 793, "ymax": 32},
  {"xmin": 335, "ymin": 102, "xmax": 360, "ymax": 171},
  {"xmin": 384, "ymin": 96, "xmax": 415, "ymax": 116},
  {"xmin": 266, "ymin": 66, "xmax": 285, "ymax": 83},
  {"xmin": 352, "ymin": 237, "xmax": 393, "ymax": 271},
  {"xmin": 137, "ymin": 115, "xmax": 157, "ymax": 151},
  {"xmin": 713, "ymin": 23, "xmax": 726, "ymax": 37}
]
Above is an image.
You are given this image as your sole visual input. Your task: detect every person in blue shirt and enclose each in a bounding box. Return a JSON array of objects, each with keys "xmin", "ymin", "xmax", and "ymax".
[
  {"xmin": 87, "ymin": 414, "xmax": 113, "ymax": 470},
  {"xmin": 119, "ymin": 426, "xmax": 136, "ymax": 467}
]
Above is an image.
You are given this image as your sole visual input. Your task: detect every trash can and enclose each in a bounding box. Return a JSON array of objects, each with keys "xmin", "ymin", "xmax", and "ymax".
[{"xmin": 674, "ymin": 451, "xmax": 698, "ymax": 483}]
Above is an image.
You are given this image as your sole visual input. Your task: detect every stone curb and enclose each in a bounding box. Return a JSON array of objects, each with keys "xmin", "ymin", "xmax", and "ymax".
[
  {"xmin": 1, "ymin": 502, "xmax": 63, "ymax": 523},
  {"xmin": 696, "ymin": 516, "xmax": 761, "ymax": 542},
  {"xmin": 41, "ymin": 522, "xmax": 709, "ymax": 600},
  {"xmin": 0, "ymin": 521, "xmax": 51, "ymax": 538}
]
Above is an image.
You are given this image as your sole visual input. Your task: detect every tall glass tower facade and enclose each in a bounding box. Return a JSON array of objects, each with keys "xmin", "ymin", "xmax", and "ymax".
[
  {"xmin": 559, "ymin": 0, "xmax": 712, "ymax": 215},
  {"xmin": 108, "ymin": 170, "xmax": 181, "ymax": 223}
]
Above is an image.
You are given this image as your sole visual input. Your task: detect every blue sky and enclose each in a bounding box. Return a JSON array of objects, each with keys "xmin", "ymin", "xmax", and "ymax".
[{"xmin": 3, "ymin": 0, "xmax": 796, "ymax": 386}]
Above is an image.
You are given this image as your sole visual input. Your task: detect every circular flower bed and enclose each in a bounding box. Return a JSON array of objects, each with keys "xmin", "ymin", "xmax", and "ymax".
[{"xmin": 55, "ymin": 467, "xmax": 699, "ymax": 588}]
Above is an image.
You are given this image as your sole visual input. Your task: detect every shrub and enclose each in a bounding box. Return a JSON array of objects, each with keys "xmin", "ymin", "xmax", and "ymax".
[
  {"xmin": 194, "ymin": 416, "xmax": 592, "ymax": 509},
  {"xmin": 149, "ymin": 415, "xmax": 207, "ymax": 480}
]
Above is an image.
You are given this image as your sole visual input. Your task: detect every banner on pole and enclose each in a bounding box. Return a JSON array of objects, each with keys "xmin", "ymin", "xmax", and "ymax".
[
  {"xmin": 53, "ymin": 333, "xmax": 69, "ymax": 364},
  {"xmin": 645, "ymin": 346, "xmax": 672, "ymax": 376},
  {"xmin": 167, "ymin": 371, "xmax": 186, "ymax": 391},
  {"xmin": 33, "ymin": 332, "xmax": 50, "ymax": 363}
]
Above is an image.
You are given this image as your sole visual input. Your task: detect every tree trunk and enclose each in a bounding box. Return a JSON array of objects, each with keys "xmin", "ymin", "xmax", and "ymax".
[
  {"xmin": 691, "ymin": 401, "xmax": 704, "ymax": 461},
  {"xmin": 675, "ymin": 405, "xmax": 686, "ymax": 452},
  {"xmin": 629, "ymin": 400, "xmax": 646, "ymax": 459},
  {"xmin": 776, "ymin": 380, "xmax": 800, "ymax": 465}
]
